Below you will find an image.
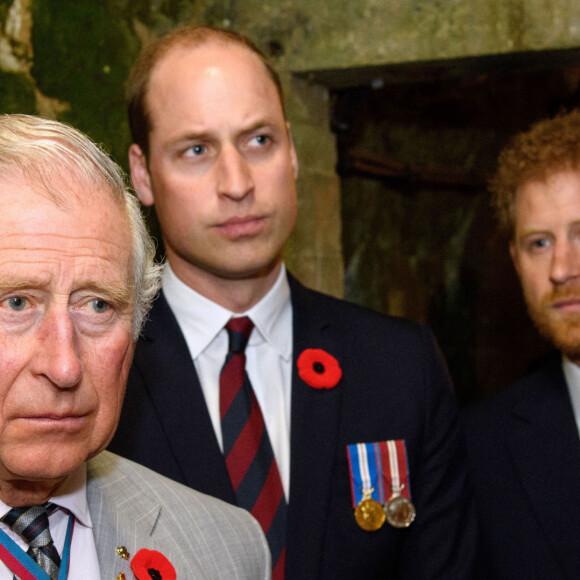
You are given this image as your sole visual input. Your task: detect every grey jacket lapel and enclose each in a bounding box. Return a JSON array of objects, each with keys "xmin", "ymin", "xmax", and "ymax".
[
  {"xmin": 87, "ymin": 453, "xmax": 163, "ymax": 579},
  {"xmin": 86, "ymin": 451, "xmax": 271, "ymax": 580}
]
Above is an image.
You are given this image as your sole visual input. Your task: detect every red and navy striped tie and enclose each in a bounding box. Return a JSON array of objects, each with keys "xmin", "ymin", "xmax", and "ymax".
[{"xmin": 220, "ymin": 316, "xmax": 287, "ymax": 579}]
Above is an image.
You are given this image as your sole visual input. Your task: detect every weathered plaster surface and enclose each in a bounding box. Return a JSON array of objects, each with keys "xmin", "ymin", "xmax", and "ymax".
[{"xmin": 239, "ymin": 0, "xmax": 580, "ymax": 71}]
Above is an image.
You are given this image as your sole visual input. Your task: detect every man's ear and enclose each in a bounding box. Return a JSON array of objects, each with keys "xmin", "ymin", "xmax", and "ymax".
[
  {"xmin": 286, "ymin": 123, "xmax": 299, "ymax": 180},
  {"xmin": 129, "ymin": 144, "xmax": 155, "ymax": 206}
]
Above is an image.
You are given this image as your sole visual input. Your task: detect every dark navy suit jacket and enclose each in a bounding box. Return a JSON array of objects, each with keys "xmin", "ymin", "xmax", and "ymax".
[
  {"xmin": 110, "ymin": 274, "xmax": 476, "ymax": 579},
  {"xmin": 463, "ymin": 355, "xmax": 580, "ymax": 579}
]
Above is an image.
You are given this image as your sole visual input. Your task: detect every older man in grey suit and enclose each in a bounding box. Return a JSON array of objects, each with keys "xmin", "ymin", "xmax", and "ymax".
[{"xmin": 0, "ymin": 114, "xmax": 269, "ymax": 579}]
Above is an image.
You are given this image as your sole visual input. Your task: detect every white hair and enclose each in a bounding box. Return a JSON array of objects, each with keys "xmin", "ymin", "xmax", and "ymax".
[{"xmin": 0, "ymin": 114, "xmax": 161, "ymax": 338}]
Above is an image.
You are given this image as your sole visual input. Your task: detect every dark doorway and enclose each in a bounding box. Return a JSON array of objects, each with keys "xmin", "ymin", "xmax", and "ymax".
[{"xmin": 300, "ymin": 49, "xmax": 580, "ymax": 406}]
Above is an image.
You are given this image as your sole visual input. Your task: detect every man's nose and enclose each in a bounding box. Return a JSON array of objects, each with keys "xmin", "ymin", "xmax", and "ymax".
[
  {"xmin": 216, "ymin": 146, "xmax": 254, "ymax": 200},
  {"xmin": 550, "ymin": 240, "xmax": 580, "ymax": 285},
  {"xmin": 32, "ymin": 309, "xmax": 83, "ymax": 389}
]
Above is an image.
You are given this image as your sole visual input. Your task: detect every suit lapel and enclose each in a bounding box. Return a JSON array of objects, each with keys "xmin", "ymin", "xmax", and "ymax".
[
  {"xmin": 286, "ymin": 276, "xmax": 344, "ymax": 579},
  {"xmin": 87, "ymin": 455, "xmax": 164, "ymax": 579},
  {"xmin": 135, "ymin": 292, "xmax": 235, "ymax": 502},
  {"xmin": 509, "ymin": 360, "xmax": 580, "ymax": 579}
]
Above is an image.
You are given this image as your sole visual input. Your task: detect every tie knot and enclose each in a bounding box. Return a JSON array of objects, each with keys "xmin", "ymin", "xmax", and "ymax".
[
  {"xmin": 225, "ymin": 316, "xmax": 254, "ymax": 353},
  {"xmin": 2, "ymin": 504, "xmax": 54, "ymax": 548}
]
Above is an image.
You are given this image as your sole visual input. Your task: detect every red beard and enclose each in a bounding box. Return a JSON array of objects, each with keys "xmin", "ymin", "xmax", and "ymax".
[{"xmin": 526, "ymin": 286, "xmax": 580, "ymax": 360}]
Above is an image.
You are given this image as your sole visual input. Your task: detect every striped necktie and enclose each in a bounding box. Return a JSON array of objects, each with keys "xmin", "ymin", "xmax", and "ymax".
[
  {"xmin": 220, "ymin": 316, "xmax": 287, "ymax": 579},
  {"xmin": 2, "ymin": 504, "xmax": 61, "ymax": 580}
]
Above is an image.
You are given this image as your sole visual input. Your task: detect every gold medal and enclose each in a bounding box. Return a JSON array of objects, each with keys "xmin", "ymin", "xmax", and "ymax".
[
  {"xmin": 384, "ymin": 493, "xmax": 416, "ymax": 528},
  {"xmin": 354, "ymin": 496, "xmax": 386, "ymax": 531}
]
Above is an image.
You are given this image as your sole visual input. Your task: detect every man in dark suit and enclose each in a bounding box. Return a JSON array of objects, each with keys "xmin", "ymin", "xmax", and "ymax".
[
  {"xmin": 463, "ymin": 109, "xmax": 580, "ymax": 579},
  {"xmin": 109, "ymin": 25, "xmax": 476, "ymax": 579}
]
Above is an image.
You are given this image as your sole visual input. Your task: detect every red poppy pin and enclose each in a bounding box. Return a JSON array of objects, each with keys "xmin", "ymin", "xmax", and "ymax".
[
  {"xmin": 297, "ymin": 348, "xmax": 342, "ymax": 389},
  {"xmin": 130, "ymin": 549, "xmax": 176, "ymax": 580}
]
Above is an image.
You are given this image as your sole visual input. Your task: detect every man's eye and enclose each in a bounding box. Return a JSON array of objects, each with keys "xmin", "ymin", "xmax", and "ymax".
[
  {"xmin": 5, "ymin": 297, "xmax": 27, "ymax": 311},
  {"xmin": 188, "ymin": 144, "xmax": 205, "ymax": 156},
  {"xmin": 531, "ymin": 238, "xmax": 549, "ymax": 249},
  {"xmin": 251, "ymin": 135, "xmax": 270, "ymax": 146},
  {"xmin": 90, "ymin": 299, "xmax": 110, "ymax": 313}
]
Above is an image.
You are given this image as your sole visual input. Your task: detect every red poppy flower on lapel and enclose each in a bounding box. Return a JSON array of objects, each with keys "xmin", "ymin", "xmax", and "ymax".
[
  {"xmin": 130, "ymin": 549, "xmax": 176, "ymax": 580},
  {"xmin": 297, "ymin": 348, "xmax": 342, "ymax": 389}
]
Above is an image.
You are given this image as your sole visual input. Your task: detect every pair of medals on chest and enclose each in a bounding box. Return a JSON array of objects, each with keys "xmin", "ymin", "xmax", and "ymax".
[{"xmin": 347, "ymin": 441, "xmax": 416, "ymax": 531}]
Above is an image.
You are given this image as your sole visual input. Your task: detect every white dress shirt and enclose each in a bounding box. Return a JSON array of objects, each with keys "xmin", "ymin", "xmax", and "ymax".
[
  {"xmin": 163, "ymin": 263, "xmax": 293, "ymax": 498},
  {"xmin": 0, "ymin": 464, "xmax": 101, "ymax": 579},
  {"xmin": 562, "ymin": 355, "xmax": 580, "ymax": 436}
]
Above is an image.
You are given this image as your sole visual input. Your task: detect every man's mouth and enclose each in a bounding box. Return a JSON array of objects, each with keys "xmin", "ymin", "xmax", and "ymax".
[
  {"xmin": 216, "ymin": 215, "xmax": 265, "ymax": 237},
  {"xmin": 551, "ymin": 297, "xmax": 580, "ymax": 312}
]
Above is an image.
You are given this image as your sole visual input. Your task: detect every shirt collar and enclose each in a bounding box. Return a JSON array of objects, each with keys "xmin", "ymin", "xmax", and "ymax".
[
  {"xmin": 162, "ymin": 263, "xmax": 292, "ymax": 361},
  {"xmin": 162, "ymin": 264, "xmax": 231, "ymax": 358},
  {"xmin": 562, "ymin": 355, "xmax": 580, "ymax": 436},
  {"xmin": 247, "ymin": 265, "xmax": 292, "ymax": 361},
  {"xmin": 0, "ymin": 463, "xmax": 92, "ymax": 529}
]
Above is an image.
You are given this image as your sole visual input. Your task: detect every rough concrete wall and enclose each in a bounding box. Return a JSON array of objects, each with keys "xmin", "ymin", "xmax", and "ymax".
[
  {"xmin": 240, "ymin": 0, "xmax": 580, "ymax": 71},
  {"xmin": 284, "ymin": 75, "xmax": 343, "ymax": 296},
  {"xmin": 1, "ymin": 0, "xmax": 579, "ymax": 299}
]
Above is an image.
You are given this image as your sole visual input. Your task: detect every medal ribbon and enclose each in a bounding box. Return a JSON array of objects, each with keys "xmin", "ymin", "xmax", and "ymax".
[
  {"xmin": 347, "ymin": 442, "xmax": 386, "ymax": 507},
  {"xmin": 0, "ymin": 512, "xmax": 74, "ymax": 580},
  {"xmin": 347, "ymin": 440, "xmax": 412, "ymax": 507},
  {"xmin": 379, "ymin": 440, "xmax": 412, "ymax": 500}
]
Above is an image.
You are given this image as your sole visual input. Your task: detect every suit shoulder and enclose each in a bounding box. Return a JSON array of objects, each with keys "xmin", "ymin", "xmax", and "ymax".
[
  {"xmin": 463, "ymin": 380, "xmax": 526, "ymax": 426},
  {"xmin": 462, "ymin": 355, "xmax": 562, "ymax": 438},
  {"xmin": 291, "ymin": 281, "xmax": 446, "ymax": 385},
  {"xmin": 465, "ymin": 355, "xmax": 560, "ymax": 415},
  {"xmin": 88, "ymin": 452, "xmax": 270, "ymax": 578},
  {"xmin": 294, "ymin": 282, "xmax": 426, "ymax": 336},
  {"xmin": 89, "ymin": 451, "xmax": 266, "ymax": 539}
]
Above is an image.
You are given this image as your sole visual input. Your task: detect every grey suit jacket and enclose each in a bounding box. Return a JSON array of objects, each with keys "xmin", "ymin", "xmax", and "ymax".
[{"xmin": 87, "ymin": 451, "xmax": 271, "ymax": 579}]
